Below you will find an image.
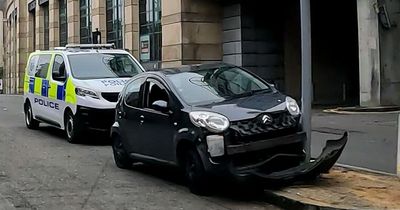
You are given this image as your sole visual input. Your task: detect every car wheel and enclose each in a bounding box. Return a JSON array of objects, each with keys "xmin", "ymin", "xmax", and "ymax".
[
  {"xmin": 112, "ymin": 134, "xmax": 133, "ymax": 169},
  {"xmin": 25, "ymin": 102, "xmax": 39, "ymax": 129},
  {"xmin": 64, "ymin": 111, "xmax": 83, "ymax": 143},
  {"xmin": 184, "ymin": 148, "xmax": 210, "ymax": 195}
]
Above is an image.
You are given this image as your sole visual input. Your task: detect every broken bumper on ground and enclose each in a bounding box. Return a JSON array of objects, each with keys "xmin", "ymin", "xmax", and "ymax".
[{"xmin": 226, "ymin": 132, "xmax": 348, "ymax": 183}]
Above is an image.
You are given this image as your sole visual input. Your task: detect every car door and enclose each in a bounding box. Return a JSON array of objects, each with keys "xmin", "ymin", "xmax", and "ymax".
[
  {"xmin": 48, "ymin": 54, "xmax": 67, "ymax": 125},
  {"xmin": 120, "ymin": 77, "xmax": 146, "ymax": 154},
  {"xmin": 138, "ymin": 78, "xmax": 176, "ymax": 162}
]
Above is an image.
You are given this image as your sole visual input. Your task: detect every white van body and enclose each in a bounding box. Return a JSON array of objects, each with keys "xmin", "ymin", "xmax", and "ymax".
[{"xmin": 23, "ymin": 44, "xmax": 144, "ymax": 142}]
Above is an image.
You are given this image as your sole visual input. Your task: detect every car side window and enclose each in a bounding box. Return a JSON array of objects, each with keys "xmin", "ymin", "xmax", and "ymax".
[
  {"xmin": 27, "ymin": 55, "xmax": 39, "ymax": 77},
  {"xmin": 52, "ymin": 55, "xmax": 66, "ymax": 82},
  {"xmin": 35, "ymin": 54, "xmax": 52, "ymax": 79},
  {"xmin": 124, "ymin": 77, "xmax": 145, "ymax": 108},
  {"xmin": 145, "ymin": 80, "xmax": 169, "ymax": 108}
]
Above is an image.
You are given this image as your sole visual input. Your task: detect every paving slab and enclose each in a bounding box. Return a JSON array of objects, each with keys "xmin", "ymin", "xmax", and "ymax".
[{"xmin": 264, "ymin": 167, "xmax": 400, "ymax": 210}]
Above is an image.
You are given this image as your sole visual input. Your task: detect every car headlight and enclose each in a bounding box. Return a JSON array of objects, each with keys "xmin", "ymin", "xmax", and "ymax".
[
  {"xmin": 286, "ymin": 96, "xmax": 300, "ymax": 116},
  {"xmin": 189, "ymin": 111, "xmax": 230, "ymax": 133},
  {"xmin": 75, "ymin": 87, "xmax": 99, "ymax": 99}
]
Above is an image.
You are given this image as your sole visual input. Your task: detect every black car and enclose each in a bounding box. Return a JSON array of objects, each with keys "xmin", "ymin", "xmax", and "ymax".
[{"xmin": 111, "ymin": 63, "xmax": 347, "ymax": 194}]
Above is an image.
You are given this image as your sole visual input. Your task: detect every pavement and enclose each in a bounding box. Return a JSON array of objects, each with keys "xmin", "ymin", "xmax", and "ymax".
[
  {"xmin": 265, "ymin": 167, "xmax": 400, "ymax": 209},
  {"xmin": 0, "ymin": 95, "xmax": 280, "ymax": 209}
]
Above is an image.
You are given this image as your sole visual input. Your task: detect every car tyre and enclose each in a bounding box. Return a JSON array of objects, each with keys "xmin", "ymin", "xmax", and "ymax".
[
  {"xmin": 64, "ymin": 110, "xmax": 83, "ymax": 143},
  {"xmin": 25, "ymin": 102, "xmax": 39, "ymax": 129},
  {"xmin": 112, "ymin": 134, "xmax": 133, "ymax": 169},
  {"xmin": 184, "ymin": 148, "xmax": 210, "ymax": 195}
]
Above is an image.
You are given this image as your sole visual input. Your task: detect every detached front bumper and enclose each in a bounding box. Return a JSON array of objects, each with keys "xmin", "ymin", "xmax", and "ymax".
[{"xmin": 232, "ymin": 132, "xmax": 348, "ymax": 183}]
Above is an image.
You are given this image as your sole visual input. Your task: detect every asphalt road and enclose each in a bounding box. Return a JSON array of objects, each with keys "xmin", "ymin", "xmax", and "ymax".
[
  {"xmin": 311, "ymin": 111, "xmax": 398, "ymax": 174},
  {"xmin": 0, "ymin": 95, "xmax": 279, "ymax": 210}
]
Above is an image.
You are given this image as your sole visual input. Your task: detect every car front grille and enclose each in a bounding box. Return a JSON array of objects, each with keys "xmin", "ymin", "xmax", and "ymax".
[
  {"xmin": 102, "ymin": 92, "xmax": 119, "ymax": 103},
  {"xmin": 229, "ymin": 112, "xmax": 299, "ymax": 143}
]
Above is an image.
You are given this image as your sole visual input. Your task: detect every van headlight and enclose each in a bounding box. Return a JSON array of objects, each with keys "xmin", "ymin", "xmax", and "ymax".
[
  {"xmin": 189, "ymin": 111, "xmax": 230, "ymax": 133},
  {"xmin": 75, "ymin": 87, "xmax": 99, "ymax": 99},
  {"xmin": 286, "ymin": 96, "xmax": 300, "ymax": 116}
]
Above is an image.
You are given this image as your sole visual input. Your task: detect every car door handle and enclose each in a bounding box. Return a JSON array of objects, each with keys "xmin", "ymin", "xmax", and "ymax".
[
  {"xmin": 117, "ymin": 111, "xmax": 126, "ymax": 119},
  {"xmin": 139, "ymin": 115, "xmax": 145, "ymax": 125}
]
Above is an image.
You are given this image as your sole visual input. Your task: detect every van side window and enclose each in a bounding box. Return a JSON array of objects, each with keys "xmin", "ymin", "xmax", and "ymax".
[
  {"xmin": 27, "ymin": 55, "xmax": 39, "ymax": 77},
  {"xmin": 52, "ymin": 55, "xmax": 66, "ymax": 82},
  {"xmin": 35, "ymin": 54, "xmax": 52, "ymax": 79}
]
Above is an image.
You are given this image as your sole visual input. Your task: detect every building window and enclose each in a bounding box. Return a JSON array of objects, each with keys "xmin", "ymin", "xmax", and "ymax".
[
  {"xmin": 59, "ymin": 0, "xmax": 68, "ymax": 46},
  {"xmin": 80, "ymin": 0, "xmax": 92, "ymax": 44},
  {"xmin": 43, "ymin": 4, "xmax": 49, "ymax": 50},
  {"xmin": 106, "ymin": 0, "xmax": 122, "ymax": 48},
  {"xmin": 139, "ymin": 0, "xmax": 161, "ymax": 62}
]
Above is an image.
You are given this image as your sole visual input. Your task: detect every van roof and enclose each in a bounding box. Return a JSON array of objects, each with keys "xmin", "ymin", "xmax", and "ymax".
[
  {"xmin": 31, "ymin": 44, "xmax": 130, "ymax": 55},
  {"xmin": 31, "ymin": 48, "xmax": 130, "ymax": 55}
]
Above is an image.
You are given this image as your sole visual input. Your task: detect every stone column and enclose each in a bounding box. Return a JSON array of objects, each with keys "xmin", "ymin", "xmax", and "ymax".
[
  {"xmin": 92, "ymin": 0, "xmax": 107, "ymax": 44},
  {"xmin": 0, "ymin": 11, "xmax": 4, "ymax": 71},
  {"xmin": 357, "ymin": 0, "xmax": 381, "ymax": 106},
  {"xmin": 35, "ymin": 2, "xmax": 45, "ymax": 50},
  {"xmin": 49, "ymin": 0, "xmax": 59, "ymax": 48},
  {"xmin": 27, "ymin": 6, "xmax": 36, "ymax": 52},
  {"xmin": 17, "ymin": 0, "xmax": 29, "ymax": 93},
  {"xmin": 162, "ymin": 0, "xmax": 222, "ymax": 68},
  {"xmin": 124, "ymin": 0, "xmax": 139, "ymax": 58},
  {"xmin": 67, "ymin": 0, "xmax": 79, "ymax": 44}
]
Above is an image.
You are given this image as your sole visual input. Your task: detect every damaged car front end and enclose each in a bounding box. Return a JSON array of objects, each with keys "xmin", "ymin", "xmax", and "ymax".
[{"xmin": 191, "ymin": 107, "xmax": 347, "ymax": 185}]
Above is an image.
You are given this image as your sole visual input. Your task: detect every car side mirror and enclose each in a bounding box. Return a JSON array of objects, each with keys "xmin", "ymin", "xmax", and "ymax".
[
  {"xmin": 53, "ymin": 64, "xmax": 66, "ymax": 81},
  {"xmin": 151, "ymin": 100, "xmax": 169, "ymax": 113}
]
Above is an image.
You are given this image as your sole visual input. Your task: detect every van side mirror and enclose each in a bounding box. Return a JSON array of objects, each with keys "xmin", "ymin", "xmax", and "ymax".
[
  {"xmin": 151, "ymin": 100, "xmax": 169, "ymax": 113},
  {"xmin": 53, "ymin": 63, "xmax": 66, "ymax": 81}
]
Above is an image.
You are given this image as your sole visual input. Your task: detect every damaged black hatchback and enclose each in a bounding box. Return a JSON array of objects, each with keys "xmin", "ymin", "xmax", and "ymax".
[{"xmin": 111, "ymin": 63, "xmax": 347, "ymax": 194}]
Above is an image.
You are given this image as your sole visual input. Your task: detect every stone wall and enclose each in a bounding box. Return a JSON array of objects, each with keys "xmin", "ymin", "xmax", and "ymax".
[
  {"xmin": 162, "ymin": 0, "xmax": 222, "ymax": 68},
  {"xmin": 379, "ymin": 0, "xmax": 400, "ymax": 105}
]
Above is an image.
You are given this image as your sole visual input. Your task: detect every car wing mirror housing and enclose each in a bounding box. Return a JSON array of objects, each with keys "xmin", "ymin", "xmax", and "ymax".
[{"xmin": 151, "ymin": 100, "xmax": 169, "ymax": 113}]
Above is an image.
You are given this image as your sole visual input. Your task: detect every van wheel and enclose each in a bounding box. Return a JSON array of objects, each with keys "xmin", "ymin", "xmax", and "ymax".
[
  {"xmin": 184, "ymin": 148, "xmax": 210, "ymax": 195},
  {"xmin": 64, "ymin": 111, "xmax": 83, "ymax": 143},
  {"xmin": 112, "ymin": 134, "xmax": 133, "ymax": 169},
  {"xmin": 25, "ymin": 102, "xmax": 39, "ymax": 129}
]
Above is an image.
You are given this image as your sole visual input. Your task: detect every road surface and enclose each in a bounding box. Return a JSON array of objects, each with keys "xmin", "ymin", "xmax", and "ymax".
[{"xmin": 0, "ymin": 95, "xmax": 279, "ymax": 210}]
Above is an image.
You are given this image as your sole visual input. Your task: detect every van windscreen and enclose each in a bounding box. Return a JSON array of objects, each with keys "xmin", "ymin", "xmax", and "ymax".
[{"xmin": 68, "ymin": 53, "xmax": 142, "ymax": 79}]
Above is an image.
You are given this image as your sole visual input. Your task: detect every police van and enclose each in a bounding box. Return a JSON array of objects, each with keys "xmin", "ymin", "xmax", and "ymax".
[{"xmin": 23, "ymin": 44, "xmax": 144, "ymax": 143}]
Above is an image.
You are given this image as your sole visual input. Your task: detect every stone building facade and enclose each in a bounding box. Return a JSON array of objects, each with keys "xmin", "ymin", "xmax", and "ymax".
[{"xmin": 1, "ymin": 0, "xmax": 400, "ymax": 108}]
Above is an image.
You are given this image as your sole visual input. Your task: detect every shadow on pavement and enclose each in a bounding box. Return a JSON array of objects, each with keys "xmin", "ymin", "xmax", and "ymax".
[
  {"xmin": 37, "ymin": 126, "xmax": 111, "ymax": 146},
  {"xmin": 129, "ymin": 163, "xmax": 268, "ymax": 201}
]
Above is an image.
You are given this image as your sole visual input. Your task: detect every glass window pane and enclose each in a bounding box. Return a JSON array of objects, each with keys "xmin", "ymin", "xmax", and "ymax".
[
  {"xmin": 35, "ymin": 54, "xmax": 52, "ymax": 78},
  {"xmin": 139, "ymin": 0, "xmax": 162, "ymax": 62}
]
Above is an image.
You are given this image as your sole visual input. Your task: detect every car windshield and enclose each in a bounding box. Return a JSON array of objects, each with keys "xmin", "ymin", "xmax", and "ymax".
[
  {"xmin": 68, "ymin": 53, "xmax": 142, "ymax": 79},
  {"xmin": 167, "ymin": 66, "xmax": 271, "ymax": 105}
]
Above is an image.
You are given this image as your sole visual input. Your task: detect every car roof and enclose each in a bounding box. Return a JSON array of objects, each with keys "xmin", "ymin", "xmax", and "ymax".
[{"xmin": 147, "ymin": 62, "xmax": 236, "ymax": 77}]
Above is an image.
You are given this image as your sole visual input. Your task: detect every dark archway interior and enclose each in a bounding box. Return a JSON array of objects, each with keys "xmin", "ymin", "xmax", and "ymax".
[{"xmin": 311, "ymin": 0, "xmax": 360, "ymax": 106}]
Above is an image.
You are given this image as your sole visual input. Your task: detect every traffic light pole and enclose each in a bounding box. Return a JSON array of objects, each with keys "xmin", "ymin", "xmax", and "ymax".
[{"xmin": 300, "ymin": 0, "xmax": 312, "ymax": 161}]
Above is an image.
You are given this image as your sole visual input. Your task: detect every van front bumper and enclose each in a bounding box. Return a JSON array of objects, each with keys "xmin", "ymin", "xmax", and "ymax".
[{"xmin": 76, "ymin": 105, "xmax": 115, "ymax": 131}]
